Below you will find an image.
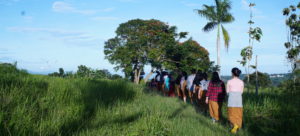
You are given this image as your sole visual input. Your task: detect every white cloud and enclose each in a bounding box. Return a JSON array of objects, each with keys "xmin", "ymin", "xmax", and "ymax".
[
  {"xmin": 91, "ymin": 17, "xmax": 119, "ymax": 21},
  {"xmin": 52, "ymin": 1, "xmax": 97, "ymax": 15},
  {"xmin": 0, "ymin": 0, "xmax": 20, "ymax": 5},
  {"xmin": 102, "ymin": 7, "xmax": 115, "ymax": 12},
  {"xmin": 52, "ymin": 1, "xmax": 74, "ymax": 12},
  {"xmin": 52, "ymin": 1, "xmax": 114, "ymax": 15},
  {"xmin": 181, "ymin": 1, "xmax": 201, "ymax": 7},
  {"xmin": 8, "ymin": 27, "xmax": 84, "ymax": 35},
  {"xmin": 7, "ymin": 27, "xmax": 101, "ymax": 46},
  {"xmin": 241, "ymin": 0, "xmax": 249, "ymax": 10},
  {"xmin": 118, "ymin": 0, "xmax": 136, "ymax": 2}
]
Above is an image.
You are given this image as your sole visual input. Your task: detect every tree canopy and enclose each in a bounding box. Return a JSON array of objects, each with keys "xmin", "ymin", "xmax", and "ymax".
[
  {"xmin": 164, "ymin": 39, "xmax": 210, "ymax": 73},
  {"xmin": 104, "ymin": 19, "xmax": 189, "ymax": 84}
]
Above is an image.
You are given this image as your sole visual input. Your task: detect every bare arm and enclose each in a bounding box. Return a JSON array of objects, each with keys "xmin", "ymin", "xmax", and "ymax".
[
  {"xmin": 226, "ymin": 81, "xmax": 230, "ymax": 93},
  {"xmin": 198, "ymin": 86, "xmax": 202, "ymax": 99}
]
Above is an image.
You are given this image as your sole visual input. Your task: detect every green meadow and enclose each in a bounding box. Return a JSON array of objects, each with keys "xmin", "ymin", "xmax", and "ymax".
[{"xmin": 1, "ymin": 64, "xmax": 299, "ymax": 136}]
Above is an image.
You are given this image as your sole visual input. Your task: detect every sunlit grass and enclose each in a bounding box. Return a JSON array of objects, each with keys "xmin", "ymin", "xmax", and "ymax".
[{"xmin": 0, "ymin": 64, "xmax": 299, "ymax": 136}]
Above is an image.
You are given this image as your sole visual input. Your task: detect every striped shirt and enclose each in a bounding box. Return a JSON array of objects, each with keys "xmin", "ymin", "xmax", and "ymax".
[{"xmin": 206, "ymin": 81, "xmax": 226, "ymax": 102}]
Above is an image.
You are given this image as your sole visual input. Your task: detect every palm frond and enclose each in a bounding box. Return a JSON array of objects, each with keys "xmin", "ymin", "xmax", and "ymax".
[
  {"xmin": 203, "ymin": 22, "xmax": 218, "ymax": 32},
  {"xmin": 216, "ymin": 0, "xmax": 233, "ymax": 23},
  {"xmin": 221, "ymin": 14, "xmax": 235, "ymax": 23},
  {"xmin": 221, "ymin": 25, "xmax": 230, "ymax": 51},
  {"xmin": 249, "ymin": 3, "xmax": 256, "ymax": 7},
  {"xmin": 195, "ymin": 5, "xmax": 217, "ymax": 21},
  {"xmin": 221, "ymin": 0, "xmax": 232, "ymax": 10},
  {"xmin": 283, "ymin": 8, "xmax": 290, "ymax": 16},
  {"xmin": 215, "ymin": 0, "xmax": 221, "ymax": 10},
  {"xmin": 290, "ymin": 5, "xmax": 296, "ymax": 11}
]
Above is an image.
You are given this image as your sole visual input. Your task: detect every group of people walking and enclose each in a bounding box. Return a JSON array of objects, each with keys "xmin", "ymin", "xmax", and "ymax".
[{"xmin": 149, "ymin": 68, "xmax": 244, "ymax": 134}]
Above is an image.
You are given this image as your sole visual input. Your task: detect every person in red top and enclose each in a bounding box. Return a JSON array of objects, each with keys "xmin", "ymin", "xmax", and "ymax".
[{"xmin": 205, "ymin": 72, "xmax": 226, "ymax": 123}]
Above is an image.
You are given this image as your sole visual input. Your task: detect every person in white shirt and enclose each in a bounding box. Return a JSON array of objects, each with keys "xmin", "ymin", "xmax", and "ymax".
[
  {"xmin": 155, "ymin": 71, "xmax": 161, "ymax": 91},
  {"xmin": 198, "ymin": 72, "xmax": 209, "ymax": 112},
  {"xmin": 186, "ymin": 69, "xmax": 196, "ymax": 104}
]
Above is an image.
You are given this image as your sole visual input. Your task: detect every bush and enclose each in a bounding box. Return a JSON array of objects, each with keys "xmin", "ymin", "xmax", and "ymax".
[{"xmin": 244, "ymin": 71, "xmax": 272, "ymax": 87}]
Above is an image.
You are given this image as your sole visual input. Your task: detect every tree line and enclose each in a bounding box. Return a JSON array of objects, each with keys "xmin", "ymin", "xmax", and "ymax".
[{"xmin": 48, "ymin": 65, "xmax": 122, "ymax": 80}]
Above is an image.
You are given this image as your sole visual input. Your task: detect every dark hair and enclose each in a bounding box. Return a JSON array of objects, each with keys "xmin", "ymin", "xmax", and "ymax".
[
  {"xmin": 211, "ymin": 72, "xmax": 221, "ymax": 83},
  {"xmin": 193, "ymin": 71, "xmax": 204, "ymax": 86},
  {"xmin": 156, "ymin": 71, "xmax": 160, "ymax": 75},
  {"xmin": 191, "ymin": 69, "xmax": 196, "ymax": 74},
  {"xmin": 182, "ymin": 71, "xmax": 188, "ymax": 80},
  {"xmin": 202, "ymin": 72, "xmax": 208, "ymax": 81},
  {"xmin": 231, "ymin": 67, "xmax": 242, "ymax": 77}
]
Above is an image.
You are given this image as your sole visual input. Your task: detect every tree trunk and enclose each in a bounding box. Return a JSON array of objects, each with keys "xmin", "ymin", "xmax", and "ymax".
[
  {"xmin": 134, "ymin": 69, "xmax": 141, "ymax": 84},
  {"xmin": 134, "ymin": 69, "xmax": 138, "ymax": 84},
  {"xmin": 255, "ymin": 55, "xmax": 258, "ymax": 95},
  {"xmin": 137, "ymin": 69, "xmax": 141, "ymax": 84},
  {"xmin": 217, "ymin": 24, "xmax": 221, "ymax": 74},
  {"xmin": 247, "ymin": 60, "xmax": 250, "ymax": 83},
  {"xmin": 144, "ymin": 68, "xmax": 154, "ymax": 83}
]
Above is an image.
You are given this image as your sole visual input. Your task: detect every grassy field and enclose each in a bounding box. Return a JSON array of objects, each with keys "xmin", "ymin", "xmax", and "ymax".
[{"xmin": 1, "ymin": 64, "xmax": 299, "ymax": 136}]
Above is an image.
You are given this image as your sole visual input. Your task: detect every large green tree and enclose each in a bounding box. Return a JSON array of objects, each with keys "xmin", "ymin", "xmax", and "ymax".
[
  {"xmin": 164, "ymin": 39, "xmax": 210, "ymax": 73},
  {"xmin": 196, "ymin": 0, "xmax": 234, "ymax": 73},
  {"xmin": 104, "ymin": 19, "xmax": 185, "ymax": 84}
]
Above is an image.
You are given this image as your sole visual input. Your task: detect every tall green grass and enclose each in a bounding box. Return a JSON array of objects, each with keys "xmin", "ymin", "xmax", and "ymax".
[{"xmin": 0, "ymin": 64, "xmax": 299, "ymax": 136}]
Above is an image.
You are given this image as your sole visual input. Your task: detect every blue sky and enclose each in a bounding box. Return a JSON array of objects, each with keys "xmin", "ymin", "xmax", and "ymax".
[{"xmin": 0, "ymin": 0, "xmax": 297, "ymax": 76}]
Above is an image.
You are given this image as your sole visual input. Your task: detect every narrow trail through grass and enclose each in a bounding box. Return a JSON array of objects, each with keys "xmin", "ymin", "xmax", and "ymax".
[{"xmin": 1, "ymin": 65, "xmax": 299, "ymax": 136}]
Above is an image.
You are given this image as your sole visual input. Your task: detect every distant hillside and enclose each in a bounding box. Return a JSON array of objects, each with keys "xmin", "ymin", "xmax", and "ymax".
[{"xmin": 222, "ymin": 73, "xmax": 291, "ymax": 86}]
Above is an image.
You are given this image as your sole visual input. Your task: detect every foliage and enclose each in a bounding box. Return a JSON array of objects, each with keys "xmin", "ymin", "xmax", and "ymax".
[
  {"xmin": 48, "ymin": 65, "xmax": 122, "ymax": 80},
  {"xmin": 244, "ymin": 71, "xmax": 272, "ymax": 87},
  {"xmin": 49, "ymin": 68, "xmax": 65, "ymax": 77},
  {"xmin": 238, "ymin": 2, "xmax": 263, "ymax": 85},
  {"xmin": 76, "ymin": 65, "xmax": 121, "ymax": 80},
  {"xmin": 249, "ymin": 27, "xmax": 263, "ymax": 42},
  {"xmin": 76, "ymin": 65, "xmax": 92, "ymax": 78},
  {"xmin": 104, "ymin": 19, "xmax": 186, "ymax": 84},
  {"xmin": 163, "ymin": 39, "xmax": 210, "ymax": 73},
  {"xmin": 282, "ymin": 2, "xmax": 300, "ymax": 71},
  {"xmin": 238, "ymin": 46, "xmax": 253, "ymax": 67}
]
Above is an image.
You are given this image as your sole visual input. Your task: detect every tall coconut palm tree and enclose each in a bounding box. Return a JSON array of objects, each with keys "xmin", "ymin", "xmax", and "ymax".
[{"xmin": 196, "ymin": 0, "xmax": 234, "ymax": 73}]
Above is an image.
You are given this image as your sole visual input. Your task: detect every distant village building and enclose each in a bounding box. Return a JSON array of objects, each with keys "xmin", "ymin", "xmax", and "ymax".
[{"xmin": 270, "ymin": 74, "xmax": 284, "ymax": 78}]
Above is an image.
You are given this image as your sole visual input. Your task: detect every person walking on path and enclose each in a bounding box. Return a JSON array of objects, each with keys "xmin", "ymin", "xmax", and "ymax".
[
  {"xmin": 180, "ymin": 71, "xmax": 188, "ymax": 103},
  {"xmin": 198, "ymin": 72, "xmax": 209, "ymax": 112},
  {"xmin": 175, "ymin": 72, "xmax": 183, "ymax": 98},
  {"xmin": 226, "ymin": 68, "xmax": 244, "ymax": 134},
  {"xmin": 187, "ymin": 69, "xmax": 197, "ymax": 104},
  {"xmin": 193, "ymin": 70, "xmax": 203, "ymax": 105},
  {"xmin": 163, "ymin": 72, "xmax": 170, "ymax": 96},
  {"xmin": 155, "ymin": 71, "xmax": 161, "ymax": 91},
  {"xmin": 206, "ymin": 72, "xmax": 226, "ymax": 123}
]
